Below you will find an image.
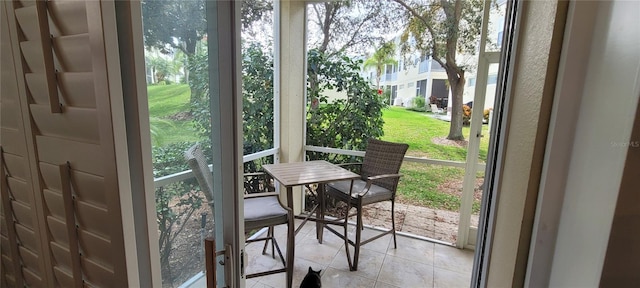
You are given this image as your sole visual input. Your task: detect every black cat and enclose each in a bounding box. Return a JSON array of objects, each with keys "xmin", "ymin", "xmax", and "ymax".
[{"xmin": 299, "ymin": 266, "xmax": 322, "ymax": 288}]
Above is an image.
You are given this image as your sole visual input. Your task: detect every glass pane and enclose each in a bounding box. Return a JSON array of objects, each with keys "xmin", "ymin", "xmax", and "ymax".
[
  {"xmin": 241, "ymin": 0, "xmax": 275, "ymax": 172},
  {"xmin": 141, "ymin": 1, "xmax": 212, "ymax": 286},
  {"xmin": 470, "ymin": 62, "xmax": 500, "ymax": 228},
  {"xmin": 302, "ymin": 0, "xmax": 506, "ymax": 245},
  {"xmin": 143, "ymin": 1, "xmax": 277, "ymax": 285},
  {"xmin": 486, "ymin": 0, "xmax": 508, "ymax": 52}
]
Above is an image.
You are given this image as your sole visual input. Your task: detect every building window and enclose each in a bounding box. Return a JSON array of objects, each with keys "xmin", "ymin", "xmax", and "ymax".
[{"xmin": 416, "ymin": 79, "xmax": 428, "ymax": 97}]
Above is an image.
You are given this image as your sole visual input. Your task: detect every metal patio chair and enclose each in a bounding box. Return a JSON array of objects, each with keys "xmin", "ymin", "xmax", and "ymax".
[
  {"xmin": 322, "ymin": 138, "xmax": 408, "ymax": 271},
  {"xmin": 185, "ymin": 144, "xmax": 293, "ymax": 282}
]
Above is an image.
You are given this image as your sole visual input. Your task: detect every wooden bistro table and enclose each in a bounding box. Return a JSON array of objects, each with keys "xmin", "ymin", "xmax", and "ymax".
[{"xmin": 261, "ymin": 160, "xmax": 360, "ymax": 287}]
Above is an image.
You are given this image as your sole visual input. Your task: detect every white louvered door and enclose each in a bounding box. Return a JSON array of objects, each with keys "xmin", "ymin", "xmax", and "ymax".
[{"xmin": 1, "ymin": 0, "xmax": 130, "ymax": 286}]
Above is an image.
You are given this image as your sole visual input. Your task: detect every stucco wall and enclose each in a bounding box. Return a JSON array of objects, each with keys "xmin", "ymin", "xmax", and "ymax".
[{"xmin": 486, "ymin": 0, "xmax": 567, "ymax": 286}]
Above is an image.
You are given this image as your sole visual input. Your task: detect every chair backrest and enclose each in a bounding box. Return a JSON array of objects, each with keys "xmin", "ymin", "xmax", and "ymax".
[
  {"xmin": 360, "ymin": 138, "xmax": 409, "ymax": 191},
  {"xmin": 185, "ymin": 144, "xmax": 214, "ymax": 202}
]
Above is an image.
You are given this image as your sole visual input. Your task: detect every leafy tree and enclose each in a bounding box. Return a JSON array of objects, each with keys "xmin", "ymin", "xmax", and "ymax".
[
  {"xmin": 363, "ymin": 41, "xmax": 397, "ymax": 90},
  {"xmin": 308, "ymin": 0, "xmax": 399, "ymax": 56},
  {"xmin": 306, "ymin": 49, "xmax": 386, "ymax": 156},
  {"xmin": 142, "ymin": 0, "xmax": 272, "ymax": 54},
  {"xmin": 141, "ymin": 0, "xmax": 206, "ymax": 56},
  {"xmin": 306, "ymin": 0, "xmax": 397, "ymax": 128},
  {"xmin": 188, "ymin": 43, "xmax": 275, "ymax": 172},
  {"xmin": 142, "ymin": 0, "xmax": 273, "ymax": 100},
  {"xmin": 391, "ymin": 0, "xmax": 483, "ymax": 140}
]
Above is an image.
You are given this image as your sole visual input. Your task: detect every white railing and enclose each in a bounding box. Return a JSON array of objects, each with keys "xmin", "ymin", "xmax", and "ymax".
[
  {"xmin": 155, "ymin": 146, "xmax": 486, "ymax": 189},
  {"xmin": 154, "ymin": 147, "xmax": 279, "ymax": 189},
  {"xmin": 304, "ymin": 145, "xmax": 486, "ymax": 171}
]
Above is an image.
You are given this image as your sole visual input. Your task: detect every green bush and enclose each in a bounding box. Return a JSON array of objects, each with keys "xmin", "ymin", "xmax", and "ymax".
[
  {"xmin": 152, "ymin": 141, "xmax": 197, "ymax": 178},
  {"xmin": 306, "ymin": 49, "xmax": 386, "ymax": 162},
  {"xmin": 408, "ymin": 97, "xmax": 426, "ymax": 112},
  {"xmin": 152, "ymin": 141, "xmax": 203, "ymax": 275}
]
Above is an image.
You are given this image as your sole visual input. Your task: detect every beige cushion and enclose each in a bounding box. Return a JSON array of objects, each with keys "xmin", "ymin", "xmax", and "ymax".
[
  {"xmin": 244, "ymin": 196, "xmax": 288, "ymax": 231},
  {"xmin": 326, "ymin": 179, "xmax": 393, "ymax": 205}
]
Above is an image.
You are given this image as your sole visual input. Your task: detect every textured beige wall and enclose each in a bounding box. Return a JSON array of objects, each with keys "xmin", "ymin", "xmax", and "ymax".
[{"xmin": 487, "ymin": 1, "xmax": 567, "ymax": 286}]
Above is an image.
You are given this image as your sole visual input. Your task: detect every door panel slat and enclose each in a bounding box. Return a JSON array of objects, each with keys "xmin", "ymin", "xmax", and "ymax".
[
  {"xmin": 40, "ymin": 163, "xmax": 107, "ymax": 208},
  {"xmin": 81, "ymin": 257, "xmax": 114, "ymax": 287},
  {"xmin": 10, "ymin": 201, "xmax": 33, "ymax": 228},
  {"xmin": 0, "ymin": 128, "xmax": 26, "ymax": 155},
  {"xmin": 49, "ymin": 241, "xmax": 72, "ymax": 271},
  {"xmin": 52, "ymin": 34, "xmax": 91, "ymax": 72},
  {"xmin": 46, "ymin": 216, "xmax": 69, "ymax": 245},
  {"xmin": 36, "ymin": 136, "xmax": 103, "ymax": 175},
  {"xmin": 14, "ymin": 224, "xmax": 36, "ymax": 252},
  {"xmin": 17, "ymin": 246, "xmax": 40, "ymax": 275},
  {"xmin": 30, "ymin": 104, "xmax": 99, "ymax": 143},
  {"xmin": 7, "ymin": 178, "xmax": 31, "ymax": 204},
  {"xmin": 47, "ymin": 1, "xmax": 88, "ymax": 37},
  {"xmin": 22, "ymin": 267, "xmax": 43, "ymax": 287},
  {"xmin": 14, "ymin": 5, "xmax": 38, "ymax": 41},
  {"xmin": 78, "ymin": 229, "xmax": 112, "ymax": 271},
  {"xmin": 52, "ymin": 266, "xmax": 75, "ymax": 287},
  {"xmin": 43, "ymin": 189, "xmax": 65, "ymax": 219}
]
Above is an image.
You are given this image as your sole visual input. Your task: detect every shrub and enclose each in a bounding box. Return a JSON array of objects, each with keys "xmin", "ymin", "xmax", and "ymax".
[
  {"xmin": 151, "ymin": 141, "xmax": 203, "ymax": 277},
  {"xmin": 306, "ymin": 49, "xmax": 386, "ymax": 161},
  {"xmin": 412, "ymin": 97, "xmax": 426, "ymax": 111}
]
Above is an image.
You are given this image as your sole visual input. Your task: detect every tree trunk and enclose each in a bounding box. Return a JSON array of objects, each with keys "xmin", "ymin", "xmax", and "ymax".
[{"xmin": 447, "ymin": 73, "xmax": 465, "ymax": 140}]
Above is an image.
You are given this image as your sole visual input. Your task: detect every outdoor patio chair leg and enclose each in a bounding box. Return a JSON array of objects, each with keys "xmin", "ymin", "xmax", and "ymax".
[
  {"xmin": 262, "ymin": 226, "xmax": 275, "ymax": 258},
  {"xmin": 271, "ymin": 227, "xmax": 276, "ymax": 257},
  {"xmin": 343, "ymin": 204, "xmax": 354, "ymax": 270},
  {"xmin": 353, "ymin": 204, "xmax": 362, "ymax": 271},
  {"xmin": 318, "ymin": 184, "xmax": 325, "ymax": 244},
  {"xmin": 391, "ymin": 200, "xmax": 397, "ymax": 249}
]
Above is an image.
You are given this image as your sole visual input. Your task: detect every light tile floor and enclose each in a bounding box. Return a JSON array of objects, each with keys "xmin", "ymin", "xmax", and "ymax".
[{"xmin": 243, "ymin": 220, "xmax": 474, "ymax": 288}]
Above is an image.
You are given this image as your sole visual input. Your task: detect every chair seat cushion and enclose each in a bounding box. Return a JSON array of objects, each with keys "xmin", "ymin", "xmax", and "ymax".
[
  {"xmin": 326, "ymin": 179, "xmax": 393, "ymax": 205},
  {"xmin": 244, "ymin": 196, "xmax": 289, "ymax": 231}
]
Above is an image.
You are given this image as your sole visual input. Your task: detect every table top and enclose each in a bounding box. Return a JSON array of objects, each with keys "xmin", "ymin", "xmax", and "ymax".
[{"xmin": 262, "ymin": 160, "xmax": 360, "ymax": 187}]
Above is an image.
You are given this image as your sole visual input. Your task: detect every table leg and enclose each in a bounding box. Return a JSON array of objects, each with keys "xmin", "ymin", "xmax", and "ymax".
[
  {"xmin": 317, "ymin": 183, "xmax": 325, "ymax": 244},
  {"xmin": 286, "ymin": 187, "xmax": 294, "ymax": 288}
]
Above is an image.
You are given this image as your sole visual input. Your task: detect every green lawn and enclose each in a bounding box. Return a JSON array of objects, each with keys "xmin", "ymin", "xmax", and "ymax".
[
  {"xmin": 381, "ymin": 107, "xmax": 489, "ymax": 162},
  {"xmin": 147, "ymin": 84, "xmax": 200, "ymax": 145},
  {"xmin": 381, "ymin": 107, "xmax": 488, "ymax": 212}
]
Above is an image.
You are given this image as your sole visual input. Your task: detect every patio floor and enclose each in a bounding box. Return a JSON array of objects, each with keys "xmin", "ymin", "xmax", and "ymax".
[{"xmin": 187, "ymin": 219, "xmax": 475, "ymax": 287}]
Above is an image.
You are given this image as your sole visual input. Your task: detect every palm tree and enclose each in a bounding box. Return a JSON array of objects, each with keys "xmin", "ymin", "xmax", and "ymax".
[{"xmin": 363, "ymin": 41, "xmax": 397, "ymax": 92}]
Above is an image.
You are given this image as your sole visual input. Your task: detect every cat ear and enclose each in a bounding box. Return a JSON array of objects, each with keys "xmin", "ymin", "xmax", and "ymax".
[
  {"xmin": 318, "ymin": 269, "xmax": 322, "ymax": 274},
  {"xmin": 308, "ymin": 266, "xmax": 313, "ymax": 273}
]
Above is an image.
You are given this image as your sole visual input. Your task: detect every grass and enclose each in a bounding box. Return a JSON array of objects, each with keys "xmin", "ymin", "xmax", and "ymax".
[
  {"xmin": 381, "ymin": 107, "xmax": 489, "ymax": 212},
  {"xmin": 147, "ymin": 85, "xmax": 488, "ymax": 212},
  {"xmin": 381, "ymin": 107, "xmax": 489, "ymax": 162},
  {"xmin": 147, "ymin": 84, "xmax": 200, "ymax": 145}
]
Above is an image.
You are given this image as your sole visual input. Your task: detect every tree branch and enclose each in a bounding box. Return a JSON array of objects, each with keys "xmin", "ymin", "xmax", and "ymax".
[
  {"xmin": 390, "ymin": 0, "xmax": 443, "ymax": 66},
  {"xmin": 332, "ymin": 13, "xmax": 374, "ymax": 57}
]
